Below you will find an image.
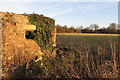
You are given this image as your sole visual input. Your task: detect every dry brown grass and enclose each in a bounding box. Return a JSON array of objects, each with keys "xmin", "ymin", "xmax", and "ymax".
[
  {"xmin": 2, "ymin": 35, "xmax": 119, "ymax": 79},
  {"xmin": 41, "ymin": 40, "xmax": 119, "ymax": 78}
]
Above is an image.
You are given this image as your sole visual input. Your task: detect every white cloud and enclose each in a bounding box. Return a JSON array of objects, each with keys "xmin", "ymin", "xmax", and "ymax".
[
  {"xmin": 0, "ymin": 2, "xmax": 117, "ymax": 18},
  {"xmin": 48, "ymin": 8, "xmax": 73, "ymax": 17},
  {"xmin": 47, "ymin": 3, "xmax": 116, "ymax": 17},
  {"xmin": 0, "ymin": 3, "xmax": 29, "ymax": 14}
]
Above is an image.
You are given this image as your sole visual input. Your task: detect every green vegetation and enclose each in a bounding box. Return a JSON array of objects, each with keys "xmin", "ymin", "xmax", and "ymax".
[
  {"xmin": 57, "ymin": 35, "xmax": 119, "ymax": 48},
  {"xmin": 27, "ymin": 13, "xmax": 55, "ymax": 50}
]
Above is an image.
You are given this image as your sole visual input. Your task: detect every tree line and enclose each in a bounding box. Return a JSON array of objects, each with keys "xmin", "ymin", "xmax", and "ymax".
[{"xmin": 56, "ymin": 23, "xmax": 120, "ymax": 34}]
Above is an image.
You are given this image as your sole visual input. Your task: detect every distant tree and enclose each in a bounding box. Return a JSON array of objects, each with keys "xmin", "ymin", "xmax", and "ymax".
[
  {"xmin": 99, "ymin": 27, "xmax": 107, "ymax": 33},
  {"xmin": 108, "ymin": 23, "xmax": 117, "ymax": 30},
  {"xmin": 79, "ymin": 26, "xmax": 83, "ymax": 29},
  {"xmin": 75, "ymin": 26, "xmax": 83, "ymax": 33},
  {"xmin": 90, "ymin": 24, "xmax": 99, "ymax": 32},
  {"xmin": 56, "ymin": 25, "xmax": 68, "ymax": 33},
  {"xmin": 62, "ymin": 25, "xmax": 67, "ymax": 33},
  {"xmin": 67, "ymin": 26, "xmax": 76, "ymax": 33},
  {"xmin": 86, "ymin": 27, "xmax": 90, "ymax": 30},
  {"xmin": 107, "ymin": 23, "xmax": 117, "ymax": 33},
  {"xmin": 96, "ymin": 27, "xmax": 106, "ymax": 33},
  {"xmin": 82, "ymin": 27, "xmax": 92, "ymax": 33},
  {"xmin": 56, "ymin": 23, "xmax": 119, "ymax": 34},
  {"xmin": 56, "ymin": 24, "xmax": 62, "ymax": 33}
]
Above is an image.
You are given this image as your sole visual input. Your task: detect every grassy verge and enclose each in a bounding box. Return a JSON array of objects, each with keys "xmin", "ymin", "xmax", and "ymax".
[{"xmin": 57, "ymin": 33, "xmax": 120, "ymax": 36}]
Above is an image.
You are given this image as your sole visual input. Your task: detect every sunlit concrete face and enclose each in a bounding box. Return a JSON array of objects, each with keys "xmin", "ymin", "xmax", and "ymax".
[
  {"xmin": 0, "ymin": 12, "xmax": 42, "ymax": 78},
  {"xmin": 0, "ymin": 12, "xmax": 3, "ymax": 80}
]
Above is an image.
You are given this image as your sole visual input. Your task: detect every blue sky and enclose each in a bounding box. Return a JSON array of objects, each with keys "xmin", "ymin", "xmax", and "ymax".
[{"xmin": 0, "ymin": 1, "xmax": 118, "ymax": 28}]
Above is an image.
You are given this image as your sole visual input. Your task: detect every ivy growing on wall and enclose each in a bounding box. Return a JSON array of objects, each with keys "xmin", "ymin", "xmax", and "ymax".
[{"xmin": 27, "ymin": 13, "xmax": 55, "ymax": 50}]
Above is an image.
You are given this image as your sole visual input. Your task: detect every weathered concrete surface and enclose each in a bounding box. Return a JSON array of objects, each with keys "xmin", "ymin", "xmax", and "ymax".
[
  {"xmin": 0, "ymin": 12, "xmax": 43, "ymax": 78},
  {"xmin": 0, "ymin": 12, "xmax": 3, "ymax": 79}
]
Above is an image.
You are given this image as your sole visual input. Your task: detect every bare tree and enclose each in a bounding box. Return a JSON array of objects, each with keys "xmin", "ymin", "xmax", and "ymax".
[
  {"xmin": 90, "ymin": 24, "xmax": 99, "ymax": 31},
  {"xmin": 76, "ymin": 26, "xmax": 83, "ymax": 33}
]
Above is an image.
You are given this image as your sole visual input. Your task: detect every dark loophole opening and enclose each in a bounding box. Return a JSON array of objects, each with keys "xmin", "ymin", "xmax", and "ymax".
[{"xmin": 25, "ymin": 31, "xmax": 36, "ymax": 40}]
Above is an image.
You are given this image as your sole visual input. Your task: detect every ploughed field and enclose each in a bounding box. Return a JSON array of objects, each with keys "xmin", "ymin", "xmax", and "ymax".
[
  {"xmin": 57, "ymin": 35, "xmax": 119, "ymax": 48},
  {"xmin": 56, "ymin": 34, "xmax": 120, "ymax": 78}
]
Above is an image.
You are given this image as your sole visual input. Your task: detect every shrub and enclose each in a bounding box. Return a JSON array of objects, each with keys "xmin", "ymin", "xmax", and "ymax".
[{"xmin": 27, "ymin": 13, "xmax": 55, "ymax": 51}]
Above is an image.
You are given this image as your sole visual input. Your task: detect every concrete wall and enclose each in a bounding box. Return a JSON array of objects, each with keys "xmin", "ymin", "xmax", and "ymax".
[
  {"xmin": 0, "ymin": 12, "xmax": 3, "ymax": 79},
  {"xmin": 0, "ymin": 12, "xmax": 44, "ymax": 78}
]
